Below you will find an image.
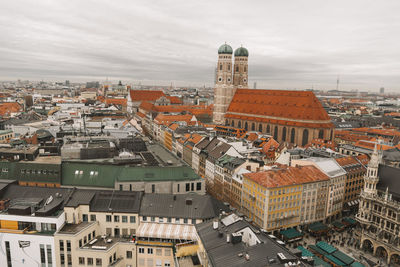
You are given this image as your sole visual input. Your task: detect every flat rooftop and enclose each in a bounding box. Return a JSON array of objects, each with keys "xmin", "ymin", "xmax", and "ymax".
[
  {"xmin": 147, "ymin": 143, "xmax": 183, "ymax": 166},
  {"xmin": 81, "ymin": 235, "xmax": 134, "ymax": 250},
  {"xmin": 58, "ymin": 222, "xmax": 94, "ymax": 235}
]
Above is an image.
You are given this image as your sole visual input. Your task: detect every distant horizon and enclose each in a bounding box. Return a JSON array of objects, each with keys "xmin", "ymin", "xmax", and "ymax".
[
  {"xmin": 0, "ymin": 78, "xmax": 394, "ymax": 94},
  {"xmin": 1, "ymin": 1, "xmax": 399, "ymax": 92}
]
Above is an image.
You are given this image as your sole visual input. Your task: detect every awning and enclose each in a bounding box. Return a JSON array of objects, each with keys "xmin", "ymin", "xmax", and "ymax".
[
  {"xmin": 308, "ymin": 222, "xmax": 329, "ymax": 233},
  {"xmin": 137, "ymin": 223, "xmax": 197, "ymax": 241},
  {"xmin": 280, "ymin": 228, "xmax": 304, "ymax": 241}
]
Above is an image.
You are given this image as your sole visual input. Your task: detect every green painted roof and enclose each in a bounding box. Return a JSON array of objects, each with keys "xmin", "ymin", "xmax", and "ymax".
[
  {"xmin": 281, "ymin": 228, "xmax": 303, "ymax": 240},
  {"xmin": 0, "ymin": 129, "xmax": 12, "ymax": 135},
  {"xmin": 316, "ymin": 241, "xmax": 337, "ymax": 254},
  {"xmin": 218, "ymin": 44, "xmax": 233, "ymax": 54},
  {"xmin": 308, "ymin": 245, "xmax": 327, "ymax": 256},
  {"xmin": 234, "ymin": 46, "xmax": 249, "ymax": 57},
  {"xmin": 351, "ymin": 262, "xmax": 366, "ymax": 267},
  {"xmin": 0, "ymin": 161, "xmax": 61, "ymax": 184},
  {"xmin": 313, "ymin": 256, "xmax": 332, "ymax": 267},
  {"xmin": 332, "ymin": 250, "xmax": 354, "ymax": 265},
  {"xmin": 325, "ymin": 254, "xmax": 346, "ymax": 266},
  {"xmin": 297, "ymin": 246, "xmax": 314, "ymax": 257},
  {"xmin": 62, "ymin": 162, "xmax": 200, "ymax": 188},
  {"xmin": 343, "ymin": 217, "xmax": 357, "ymax": 225},
  {"xmin": 309, "ymin": 222, "xmax": 329, "ymax": 232},
  {"xmin": 332, "ymin": 221, "xmax": 345, "ymax": 229}
]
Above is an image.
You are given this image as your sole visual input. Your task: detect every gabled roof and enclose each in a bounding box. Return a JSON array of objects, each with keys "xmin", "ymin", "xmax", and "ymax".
[
  {"xmin": 208, "ymin": 143, "xmax": 232, "ymax": 162},
  {"xmin": 262, "ymin": 138, "xmax": 280, "ymax": 154},
  {"xmin": 226, "ymin": 89, "xmax": 333, "ymax": 128}
]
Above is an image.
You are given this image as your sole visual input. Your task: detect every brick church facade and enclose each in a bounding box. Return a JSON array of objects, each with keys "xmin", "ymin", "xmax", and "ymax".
[{"xmin": 212, "ymin": 43, "xmax": 334, "ymax": 147}]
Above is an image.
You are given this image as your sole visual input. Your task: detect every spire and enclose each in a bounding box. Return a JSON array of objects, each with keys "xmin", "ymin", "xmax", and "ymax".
[{"xmin": 368, "ymin": 143, "xmax": 380, "ymax": 169}]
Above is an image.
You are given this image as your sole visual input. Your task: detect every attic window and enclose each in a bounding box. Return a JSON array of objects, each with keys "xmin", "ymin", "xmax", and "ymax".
[{"xmin": 75, "ymin": 170, "xmax": 79, "ymax": 175}]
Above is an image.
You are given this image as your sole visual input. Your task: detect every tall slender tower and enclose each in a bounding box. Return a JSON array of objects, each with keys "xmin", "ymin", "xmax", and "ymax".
[
  {"xmin": 233, "ymin": 46, "xmax": 249, "ymax": 88},
  {"xmin": 213, "ymin": 43, "xmax": 235, "ymax": 124},
  {"xmin": 363, "ymin": 144, "xmax": 381, "ymax": 196}
]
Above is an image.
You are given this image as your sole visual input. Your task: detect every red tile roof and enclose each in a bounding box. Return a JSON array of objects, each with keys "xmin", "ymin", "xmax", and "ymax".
[
  {"xmin": 335, "ymin": 156, "xmax": 360, "ymax": 167},
  {"xmin": 130, "ymin": 90, "xmax": 165, "ymax": 102},
  {"xmin": 154, "ymin": 114, "xmax": 195, "ymax": 126},
  {"xmin": 356, "ymin": 154, "xmax": 370, "ymax": 165},
  {"xmin": 262, "ymin": 138, "xmax": 280, "ymax": 154},
  {"xmin": 244, "ymin": 165, "xmax": 329, "ymax": 189},
  {"xmin": 226, "ymin": 89, "xmax": 333, "ymax": 128},
  {"xmin": 354, "ymin": 140, "xmax": 394, "ymax": 151},
  {"xmin": 168, "ymin": 123, "xmax": 179, "ymax": 131},
  {"xmin": 166, "ymin": 96, "xmax": 182, "ymax": 104},
  {"xmin": 0, "ymin": 102, "xmax": 22, "ymax": 116},
  {"xmin": 138, "ymin": 102, "xmax": 212, "ymax": 116},
  {"xmin": 105, "ymin": 98, "xmax": 127, "ymax": 106},
  {"xmin": 352, "ymin": 127, "xmax": 400, "ymax": 138}
]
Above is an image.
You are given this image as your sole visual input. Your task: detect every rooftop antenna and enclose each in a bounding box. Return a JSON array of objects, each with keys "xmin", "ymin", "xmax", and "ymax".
[{"xmin": 336, "ymin": 75, "xmax": 340, "ymax": 91}]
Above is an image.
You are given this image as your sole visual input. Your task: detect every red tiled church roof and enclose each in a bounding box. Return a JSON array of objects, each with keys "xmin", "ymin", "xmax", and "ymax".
[
  {"xmin": 130, "ymin": 90, "xmax": 165, "ymax": 102},
  {"xmin": 226, "ymin": 89, "xmax": 333, "ymax": 128}
]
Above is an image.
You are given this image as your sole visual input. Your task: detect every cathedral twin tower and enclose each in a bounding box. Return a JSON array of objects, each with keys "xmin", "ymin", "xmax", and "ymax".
[{"xmin": 213, "ymin": 43, "xmax": 249, "ymax": 124}]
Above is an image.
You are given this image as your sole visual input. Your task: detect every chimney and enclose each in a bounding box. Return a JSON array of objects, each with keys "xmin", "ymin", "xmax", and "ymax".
[
  {"xmin": 226, "ymin": 234, "xmax": 231, "ymax": 243},
  {"xmin": 213, "ymin": 219, "xmax": 219, "ymax": 230}
]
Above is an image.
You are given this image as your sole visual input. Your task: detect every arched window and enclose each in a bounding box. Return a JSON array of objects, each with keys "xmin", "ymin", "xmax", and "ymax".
[
  {"xmin": 302, "ymin": 129, "xmax": 309, "ymax": 146},
  {"xmin": 238, "ymin": 121, "xmax": 241, "ymax": 128},
  {"xmin": 231, "ymin": 120, "xmax": 235, "ymax": 127},
  {"xmin": 220, "ymin": 64, "xmax": 223, "ymax": 70},
  {"xmin": 318, "ymin": 129, "xmax": 324, "ymax": 139},
  {"xmin": 258, "ymin": 124, "xmax": 262, "ymax": 132},
  {"xmin": 228, "ymin": 64, "xmax": 231, "ymax": 71},
  {"xmin": 266, "ymin": 125, "xmax": 270, "ymax": 134},
  {"xmin": 225, "ymin": 119, "xmax": 229, "ymax": 126},
  {"xmin": 251, "ymin": 123, "xmax": 255, "ymax": 131},
  {"xmin": 236, "ymin": 66, "xmax": 239, "ymax": 72},
  {"xmin": 290, "ymin": 128, "xmax": 295, "ymax": 143},
  {"xmin": 274, "ymin": 127, "xmax": 278, "ymax": 140},
  {"xmin": 244, "ymin": 122, "xmax": 248, "ymax": 131},
  {"xmin": 282, "ymin": 127, "xmax": 287, "ymax": 142}
]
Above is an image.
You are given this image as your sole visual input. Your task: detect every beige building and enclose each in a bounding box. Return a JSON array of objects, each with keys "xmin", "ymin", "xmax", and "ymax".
[
  {"xmin": 242, "ymin": 165, "xmax": 329, "ymax": 232},
  {"xmin": 292, "ymin": 157, "xmax": 347, "ymax": 222},
  {"xmin": 0, "ymin": 129, "xmax": 13, "ymax": 143},
  {"xmin": 55, "ymin": 190, "xmax": 141, "ymax": 267}
]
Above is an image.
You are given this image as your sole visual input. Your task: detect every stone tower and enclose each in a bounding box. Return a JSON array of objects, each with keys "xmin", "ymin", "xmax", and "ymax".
[
  {"xmin": 213, "ymin": 43, "xmax": 235, "ymax": 124},
  {"xmin": 233, "ymin": 46, "xmax": 249, "ymax": 88},
  {"xmin": 363, "ymin": 144, "xmax": 381, "ymax": 196}
]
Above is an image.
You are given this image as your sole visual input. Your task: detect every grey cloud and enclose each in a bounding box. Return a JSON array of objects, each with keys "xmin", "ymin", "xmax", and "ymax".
[{"xmin": 0, "ymin": 0, "xmax": 399, "ymax": 91}]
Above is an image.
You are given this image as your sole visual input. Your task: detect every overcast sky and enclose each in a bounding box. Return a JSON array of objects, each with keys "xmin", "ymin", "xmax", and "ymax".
[{"xmin": 0, "ymin": 0, "xmax": 399, "ymax": 91}]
